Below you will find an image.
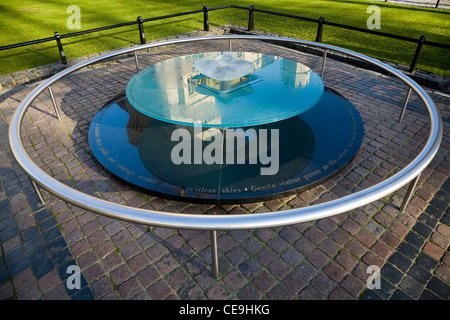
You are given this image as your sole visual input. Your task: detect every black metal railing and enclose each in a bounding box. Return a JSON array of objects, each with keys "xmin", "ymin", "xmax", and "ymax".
[
  {"xmin": 384, "ymin": 0, "xmax": 443, "ymax": 9},
  {"xmin": 0, "ymin": 5, "xmax": 449, "ymax": 74}
]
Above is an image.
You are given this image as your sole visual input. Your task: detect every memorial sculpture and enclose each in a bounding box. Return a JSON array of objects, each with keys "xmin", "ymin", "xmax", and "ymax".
[{"xmin": 89, "ymin": 51, "xmax": 364, "ymax": 203}]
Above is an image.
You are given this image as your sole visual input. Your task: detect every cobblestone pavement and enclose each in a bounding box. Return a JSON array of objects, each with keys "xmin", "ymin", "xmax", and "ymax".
[{"xmin": 0, "ymin": 37, "xmax": 449, "ymax": 301}]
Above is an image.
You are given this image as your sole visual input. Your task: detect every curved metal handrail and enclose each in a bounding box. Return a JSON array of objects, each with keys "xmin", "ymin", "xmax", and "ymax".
[{"xmin": 8, "ymin": 35, "xmax": 443, "ymax": 231}]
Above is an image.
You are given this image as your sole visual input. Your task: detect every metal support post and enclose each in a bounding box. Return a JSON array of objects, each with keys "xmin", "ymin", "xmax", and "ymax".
[
  {"xmin": 398, "ymin": 87, "xmax": 412, "ymax": 123},
  {"xmin": 54, "ymin": 32, "xmax": 67, "ymax": 65},
  {"xmin": 134, "ymin": 51, "xmax": 139, "ymax": 73},
  {"xmin": 210, "ymin": 231, "xmax": 219, "ymax": 279},
  {"xmin": 321, "ymin": 49, "xmax": 328, "ymax": 78},
  {"xmin": 248, "ymin": 5, "xmax": 255, "ymax": 31},
  {"xmin": 31, "ymin": 180, "xmax": 45, "ymax": 205},
  {"xmin": 400, "ymin": 174, "xmax": 420, "ymax": 212},
  {"xmin": 48, "ymin": 86, "xmax": 61, "ymax": 121},
  {"xmin": 137, "ymin": 16, "xmax": 146, "ymax": 45},
  {"xmin": 203, "ymin": 6, "xmax": 209, "ymax": 32},
  {"xmin": 409, "ymin": 35, "xmax": 426, "ymax": 74},
  {"xmin": 315, "ymin": 16, "xmax": 325, "ymax": 43}
]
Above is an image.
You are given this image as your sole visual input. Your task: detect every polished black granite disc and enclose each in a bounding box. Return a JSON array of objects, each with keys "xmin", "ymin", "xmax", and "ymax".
[{"xmin": 88, "ymin": 88, "xmax": 364, "ymax": 204}]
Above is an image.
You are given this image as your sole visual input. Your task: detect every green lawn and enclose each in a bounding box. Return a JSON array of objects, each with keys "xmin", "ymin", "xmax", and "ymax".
[{"xmin": 0, "ymin": 0, "xmax": 449, "ymax": 76}]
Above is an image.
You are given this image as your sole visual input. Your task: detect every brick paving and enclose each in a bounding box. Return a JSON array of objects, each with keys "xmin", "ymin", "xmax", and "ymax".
[{"xmin": 0, "ymin": 33, "xmax": 449, "ymax": 301}]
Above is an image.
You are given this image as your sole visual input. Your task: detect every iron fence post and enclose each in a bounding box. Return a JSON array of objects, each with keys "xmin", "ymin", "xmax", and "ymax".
[
  {"xmin": 54, "ymin": 32, "xmax": 67, "ymax": 64},
  {"xmin": 435, "ymin": 0, "xmax": 440, "ymax": 8},
  {"xmin": 409, "ymin": 35, "xmax": 426, "ymax": 74},
  {"xmin": 316, "ymin": 16, "xmax": 325, "ymax": 43},
  {"xmin": 248, "ymin": 5, "xmax": 255, "ymax": 31},
  {"xmin": 203, "ymin": 6, "xmax": 209, "ymax": 31},
  {"xmin": 137, "ymin": 16, "xmax": 146, "ymax": 45}
]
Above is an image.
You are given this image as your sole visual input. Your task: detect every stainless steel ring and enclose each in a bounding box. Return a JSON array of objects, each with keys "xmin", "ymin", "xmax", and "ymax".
[{"xmin": 8, "ymin": 35, "xmax": 443, "ymax": 231}]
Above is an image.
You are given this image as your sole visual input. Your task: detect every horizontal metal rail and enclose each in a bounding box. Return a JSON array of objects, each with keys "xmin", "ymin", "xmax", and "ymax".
[
  {"xmin": 1, "ymin": 5, "xmax": 449, "ymax": 51},
  {"xmin": 236, "ymin": 5, "xmax": 450, "ymax": 49},
  {"xmin": 8, "ymin": 35, "xmax": 443, "ymax": 231},
  {"xmin": 250, "ymin": 7, "xmax": 320, "ymax": 23},
  {"xmin": 423, "ymin": 40, "xmax": 450, "ymax": 50},
  {"xmin": 59, "ymin": 21, "xmax": 137, "ymax": 39},
  {"xmin": 0, "ymin": 22, "xmax": 137, "ymax": 51},
  {"xmin": 0, "ymin": 38, "xmax": 54, "ymax": 51},
  {"xmin": 0, "ymin": 5, "xmax": 232, "ymax": 52},
  {"xmin": 141, "ymin": 9, "xmax": 204, "ymax": 23},
  {"xmin": 0, "ymin": 8, "xmax": 204, "ymax": 51},
  {"xmin": 324, "ymin": 21, "xmax": 422, "ymax": 43}
]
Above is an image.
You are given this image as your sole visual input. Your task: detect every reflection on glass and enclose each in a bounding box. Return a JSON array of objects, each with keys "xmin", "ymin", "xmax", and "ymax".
[
  {"xmin": 126, "ymin": 52, "xmax": 324, "ymax": 128},
  {"xmin": 281, "ymin": 59, "xmax": 311, "ymax": 88},
  {"xmin": 194, "ymin": 52, "xmax": 255, "ymax": 81}
]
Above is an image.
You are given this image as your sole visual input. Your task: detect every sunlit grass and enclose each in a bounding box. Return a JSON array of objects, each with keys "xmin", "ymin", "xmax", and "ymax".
[{"xmin": 0, "ymin": 0, "xmax": 448, "ymax": 76}]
